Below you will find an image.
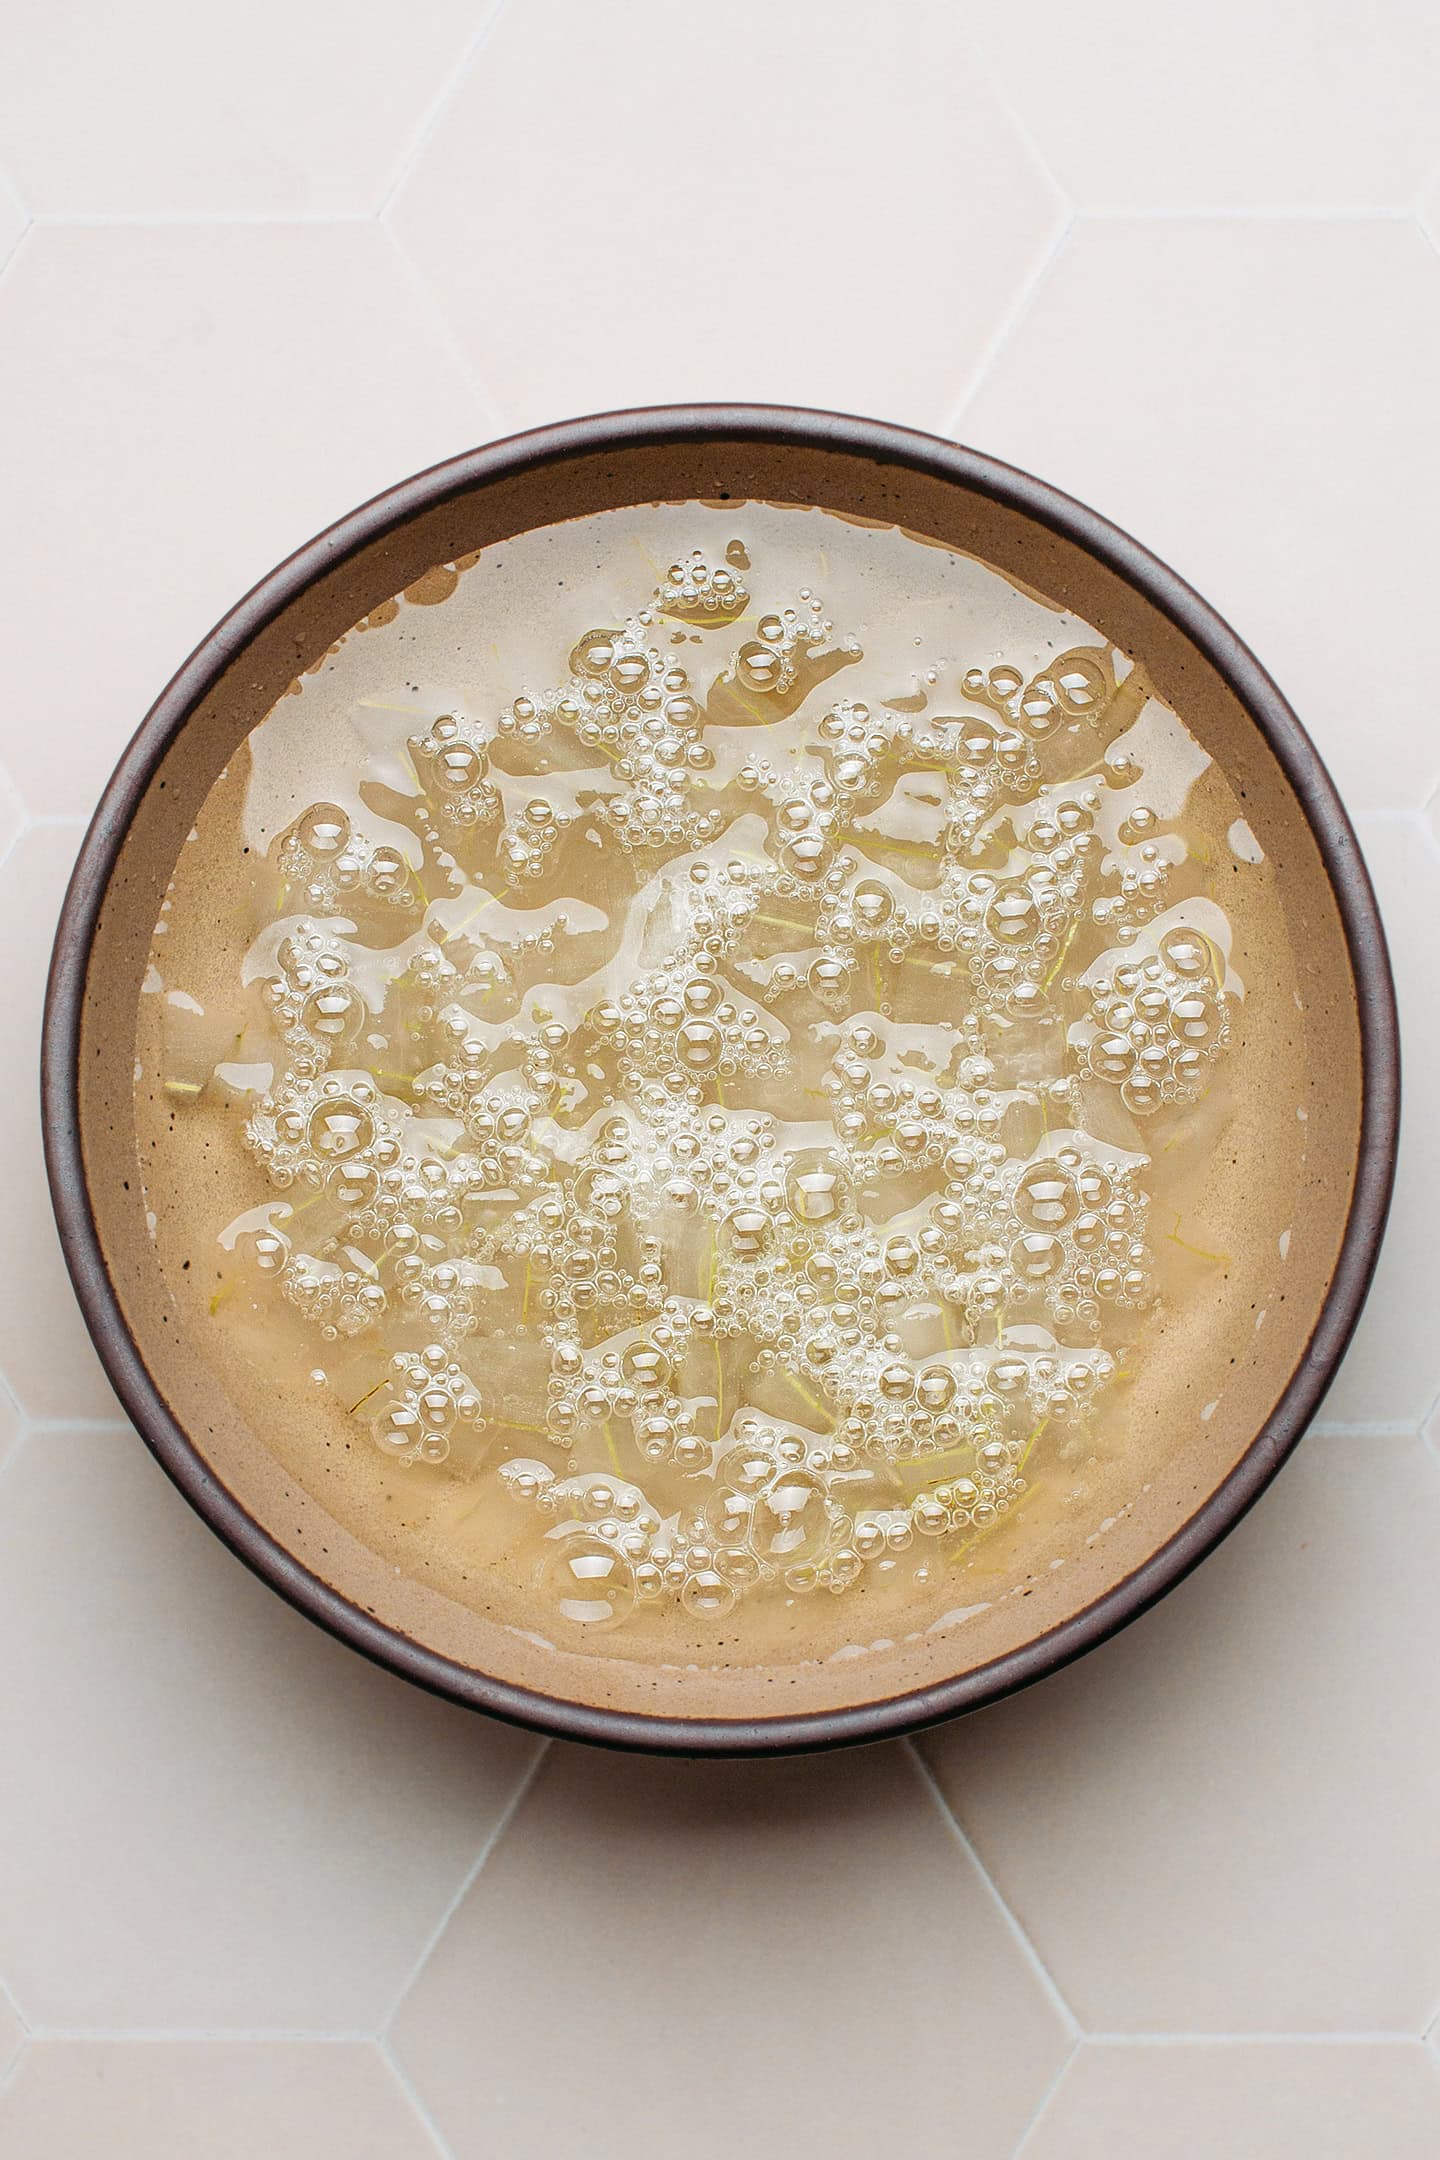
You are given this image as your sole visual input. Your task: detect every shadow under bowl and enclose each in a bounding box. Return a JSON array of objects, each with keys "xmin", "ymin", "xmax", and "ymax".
[{"xmin": 42, "ymin": 405, "xmax": 1398, "ymax": 1754}]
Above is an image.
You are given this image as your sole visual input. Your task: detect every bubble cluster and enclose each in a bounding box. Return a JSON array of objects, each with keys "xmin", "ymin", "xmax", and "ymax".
[
  {"xmin": 373, "ymin": 1343, "xmax": 485, "ymax": 1467},
  {"xmin": 208, "ymin": 529, "xmax": 1245, "ymax": 1642},
  {"xmin": 279, "ymin": 804, "xmax": 416, "ymax": 917},
  {"xmin": 1078, "ymin": 925, "xmax": 1232, "ymax": 1114},
  {"xmin": 408, "ymin": 713, "xmax": 500, "ymax": 842},
  {"xmin": 655, "ymin": 549, "xmax": 749, "ymax": 623},
  {"xmin": 728, "ymin": 591, "xmax": 837, "ymax": 698}
]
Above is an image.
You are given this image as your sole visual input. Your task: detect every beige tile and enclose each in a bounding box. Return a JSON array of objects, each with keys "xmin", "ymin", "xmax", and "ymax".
[
  {"xmin": 0, "ymin": 0, "xmax": 481, "ymax": 217},
  {"xmin": 1319, "ymin": 816, "xmax": 1437, "ymax": 1428},
  {"xmin": 0, "ymin": 826, "xmax": 120, "ymax": 1420},
  {"xmin": 392, "ymin": 1740, "xmax": 1071, "ymax": 2160},
  {"xmin": 922, "ymin": 1433, "xmax": 1440, "ymax": 2031},
  {"xmin": 957, "ymin": 219, "xmax": 1440, "ymax": 818},
  {"xmin": 0, "ymin": 1985, "xmax": 23, "ymax": 2085},
  {"xmin": 965, "ymin": 0, "xmax": 1440, "ymax": 211},
  {"xmin": 1423, "ymin": 175, "xmax": 1440, "ymax": 259},
  {"xmin": 1024, "ymin": 2042, "xmax": 1440, "ymax": 2160},
  {"xmin": 0, "ymin": 173, "xmax": 23, "ymax": 275},
  {"xmin": 390, "ymin": 0, "xmax": 1064, "ymax": 433},
  {"xmin": 0, "ymin": 1425, "xmax": 540, "ymax": 2029},
  {"xmin": 0, "ymin": 1377, "xmax": 20, "ymax": 1476},
  {"xmin": 0, "ymin": 761, "xmax": 22, "ymax": 865},
  {"xmin": 0, "ymin": 2041, "xmax": 442, "ymax": 2159},
  {"xmin": 0, "ymin": 3, "xmax": 1434, "ymax": 2119},
  {"xmin": 0, "ymin": 224, "xmax": 488, "ymax": 818}
]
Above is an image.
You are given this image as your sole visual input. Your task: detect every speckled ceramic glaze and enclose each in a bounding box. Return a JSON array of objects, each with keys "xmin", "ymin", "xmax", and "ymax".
[{"xmin": 42, "ymin": 407, "xmax": 1398, "ymax": 1753}]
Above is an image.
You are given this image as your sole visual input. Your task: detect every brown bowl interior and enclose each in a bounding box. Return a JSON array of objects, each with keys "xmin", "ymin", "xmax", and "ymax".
[{"xmin": 67, "ymin": 424, "xmax": 1380, "ymax": 1746}]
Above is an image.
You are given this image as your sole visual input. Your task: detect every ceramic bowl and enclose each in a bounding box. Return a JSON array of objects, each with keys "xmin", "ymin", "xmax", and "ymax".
[{"xmin": 43, "ymin": 406, "xmax": 1398, "ymax": 1753}]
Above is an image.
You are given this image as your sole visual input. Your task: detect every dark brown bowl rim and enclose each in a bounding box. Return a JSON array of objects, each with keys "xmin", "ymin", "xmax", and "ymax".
[{"xmin": 42, "ymin": 403, "xmax": 1399, "ymax": 1756}]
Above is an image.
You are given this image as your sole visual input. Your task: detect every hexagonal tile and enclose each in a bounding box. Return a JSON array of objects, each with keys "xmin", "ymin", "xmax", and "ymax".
[
  {"xmin": 0, "ymin": 9, "xmax": 1432, "ymax": 2130},
  {"xmin": 0, "ymin": 1, "xmax": 484, "ymax": 218},
  {"xmin": 0, "ymin": 1375, "xmax": 21, "ymax": 1478},
  {"xmin": 921, "ymin": 1432, "xmax": 1440, "ymax": 2031},
  {"xmin": 1023, "ymin": 2041, "xmax": 1440, "ymax": 2160},
  {"xmin": 1423, "ymin": 169, "xmax": 1440, "ymax": 259},
  {"xmin": 0, "ymin": 1423, "xmax": 540, "ymax": 2030},
  {"xmin": 0, "ymin": 169, "xmax": 23, "ymax": 276},
  {"xmin": 964, "ymin": 0, "xmax": 1440, "ymax": 211},
  {"xmin": 0, "ymin": 824, "xmax": 119, "ymax": 1421},
  {"xmin": 0, "ymin": 1986, "xmax": 23, "ymax": 2086},
  {"xmin": 389, "ymin": 0, "xmax": 1065, "ymax": 431},
  {"xmin": 0, "ymin": 2042, "xmax": 444, "ymax": 2158},
  {"xmin": 0, "ymin": 223, "xmax": 488, "ymax": 819},
  {"xmin": 0, "ymin": 761, "xmax": 23, "ymax": 866},
  {"xmin": 956, "ymin": 218, "xmax": 1440, "ymax": 817},
  {"xmin": 391, "ymin": 1741, "xmax": 1071, "ymax": 2160},
  {"xmin": 1319, "ymin": 814, "xmax": 1436, "ymax": 1429}
]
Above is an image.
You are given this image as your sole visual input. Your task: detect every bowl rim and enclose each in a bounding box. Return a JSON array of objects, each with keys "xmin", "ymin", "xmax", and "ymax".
[{"xmin": 42, "ymin": 402, "xmax": 1399, "ymax": 1755}]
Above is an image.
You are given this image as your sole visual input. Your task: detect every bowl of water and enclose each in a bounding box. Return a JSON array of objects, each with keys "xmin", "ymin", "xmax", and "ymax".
[{"xmin": 43, "ymin": 406, "xmax": 1397, "ymax": 1751}]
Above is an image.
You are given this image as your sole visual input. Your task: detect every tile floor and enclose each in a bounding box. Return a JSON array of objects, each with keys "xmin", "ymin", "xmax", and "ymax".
[{"xmin": 0, "ymin": 3, "xmax": 1437, "ymax": 2153}]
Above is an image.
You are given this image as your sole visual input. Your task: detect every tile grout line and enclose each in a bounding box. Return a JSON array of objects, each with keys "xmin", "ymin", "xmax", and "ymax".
[
  {"xmin": 1311, "ymin": 1424, "xmax": 1425, "ymax": 1440},
  {"xmin": 0, "ymin": 100, "xmax": 1427, "ymax": 2133},
  {"xmin": 1353, "ymin": 800, "xmax": 1440, "ymax": 871},
  {"xmin": 377, "ymin": 0, "xmax": 512, "ymax": 221},
  {"xmin": 908, "ymin": 1741, "xmax": 1081, "ymax": 2039},
  {"xmin": 1010, "ymin": 2030, "xmax": 1438, "ymax": 2154},
  {"xmin": 0, "ymin": 214, "xmax": 36, "ymax": 302},
  {"xmin": 0, "ymin": 1975, "xmax": 31, "ymax": 2099},
  {"xmin": 1010, "ymin": 2034, "xmax": 1081, "ymax": 2158},
  {"xmin": 942, "ymin": 209, "xmax": 1074, "ymax": 440},
  {"xmin": 0, "ymin": 1419, "xmax": 37, "ymax": 1498},
  {"xmin": 1073, "ymin": 204, "xmax": 1419, "ymax": 223},
  {"xmin": 0, "ymin": 777, "xmax": 26, "ymax": 852},
  {"xmin": 380, "ymin": 1737, "xmax": 551, "ymax": 2033},
  {"xmin": 939, "ymin": 197, "xmax": 1437, "ymax": 445},
  {"xmin": 943, "ymin": 0, "xmax": 1069, "ymax": 205},
  {"xmin": 25, "ymin": 1418, "xmax": 137, "ymax": 1433},
  {"xmin": 23, "ymin": 2026, "xmax": 379, "ymax": 2044},
  {"xmin": 936, "ymin": 0, "xmax": 1073, "ymax": 440},
  {"xmin": 381, "ymin": 2037, "xmax": 460, "ymax": 2160},
  {"xmin": 28, "ymin": 210, "xmax": 374, "ymax": 228},
  {"xmin": 376, "ymin": 219, "xmax": 508, "ymax": 435},
  {"xmin": 1084, "ymin": 2030, "xmax": 1429, "ymax": 2048},
  {"xmin": 0, "ymin": 810, "xmax": 30, "ymax": 876}
]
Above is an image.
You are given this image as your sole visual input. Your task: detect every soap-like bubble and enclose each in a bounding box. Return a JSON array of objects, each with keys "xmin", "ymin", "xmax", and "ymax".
[{"xmin": 196, "ymin": 513, "xmax": 1248, "ymax": 1645}]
